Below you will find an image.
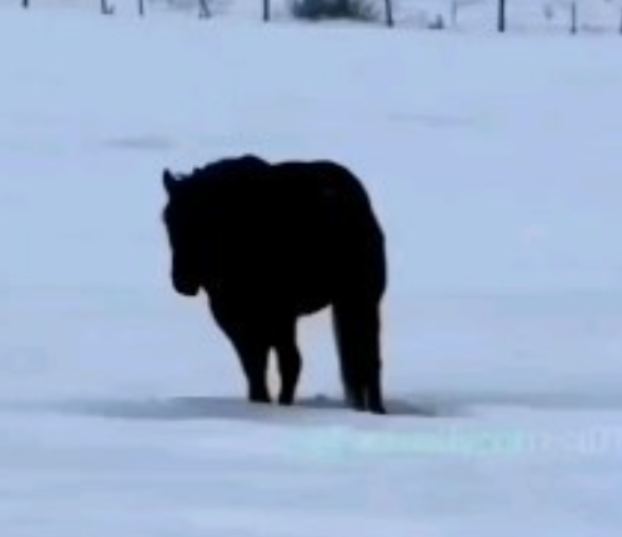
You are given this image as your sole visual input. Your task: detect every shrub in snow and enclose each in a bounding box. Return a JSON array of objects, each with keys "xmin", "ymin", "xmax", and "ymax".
[
  {"xmin": 288, "ymin": 0, "xmax": 379, "ymax": 22},
  {"xmin": 428, "ymin": 14, "xmax": 445, "ymax": 30}
]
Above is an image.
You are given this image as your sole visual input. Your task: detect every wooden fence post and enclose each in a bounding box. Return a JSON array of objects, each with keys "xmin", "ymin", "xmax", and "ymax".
[
  {"xmin": 498, "ymin": 0, "xmax": 506, "ymax": 32},
  {"xmin": 384, "ymin": 0, "xmax": 394, "ymax": 27},
  {"xmin": 100, "ymin": 0, "xmax": 114, "ymax": 15},
  {"xmin": 263, "ymin": 0, "xmax": 270, "ymax": 21},
  {"xmin": 198, "ymin": 0, "xmax": 211, "ymax": 18},
  {"xmin": 569, "ymin": 2, "xmax": 577, "ymax": 34}
]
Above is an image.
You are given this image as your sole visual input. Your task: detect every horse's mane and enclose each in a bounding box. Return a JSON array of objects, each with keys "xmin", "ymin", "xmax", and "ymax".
[
  {"xmin": 162, "ymin": 154, "xmax": 272, "ymax": 226},
  {"xmin": 183, "ymin": 154, "xmax": 270, "ymax": 185}
]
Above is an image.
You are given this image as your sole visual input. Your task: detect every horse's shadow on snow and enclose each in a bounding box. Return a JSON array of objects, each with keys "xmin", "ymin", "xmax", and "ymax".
[
  {"xmin": 5, "ymin": 389, "xmax": 621, "ymax": 425},
  {"xmin": 52, "ymin": 394, "xmax": 438, "ymax": 424},
  {"xmin": 0, "ymin": 394, "xmax": 439, "ymax": 426}
]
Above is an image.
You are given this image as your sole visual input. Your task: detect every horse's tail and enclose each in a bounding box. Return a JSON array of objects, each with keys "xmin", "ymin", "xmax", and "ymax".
[
  {"xmin": 333, "ymin": 304, "xmax": 367, "ymax": 410},
  {"xmin": 332, "ymin": 307, "xmax": 362, "ymax": 409}
]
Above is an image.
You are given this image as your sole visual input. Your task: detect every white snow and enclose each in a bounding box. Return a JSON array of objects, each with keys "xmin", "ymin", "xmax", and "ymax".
[{"xmin": 1, "ymin": 4, "xmax": 622, "ymax": 536}]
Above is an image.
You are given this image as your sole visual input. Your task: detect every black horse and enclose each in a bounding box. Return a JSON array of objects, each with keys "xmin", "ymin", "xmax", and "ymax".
[{"xmin": 161, "ymin": 154, "xmax": 388, "ymax": 414}]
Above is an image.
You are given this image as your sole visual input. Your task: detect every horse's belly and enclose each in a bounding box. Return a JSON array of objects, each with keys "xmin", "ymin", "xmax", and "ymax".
[
  {"xmin": 270, "ymin": 269, "xmax": 334, "ymax": 315},
  {"xmin": 295, "ymin": 290, "xmax": 332, "ymax": 315}
]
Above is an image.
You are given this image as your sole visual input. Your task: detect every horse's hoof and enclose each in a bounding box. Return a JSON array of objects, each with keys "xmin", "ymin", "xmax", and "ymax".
[
  {"xmin": 352, "ymin": 401, "xmax": 367, "ymax": 412},
  {"xmin": 249, "ymin": 394, "xmax": 271, "ymax": 404},
  {"xmin": 368, "ymin": 399, "xmax": 387, "ymax": 414}
]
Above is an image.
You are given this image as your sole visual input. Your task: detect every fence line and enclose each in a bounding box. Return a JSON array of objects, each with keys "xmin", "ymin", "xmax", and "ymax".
[{"xmin": 13, "ymin": 0, "xmax": 622, "ymax": 35}]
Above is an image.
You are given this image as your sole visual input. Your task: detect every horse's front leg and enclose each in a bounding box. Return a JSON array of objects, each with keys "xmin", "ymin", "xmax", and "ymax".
[
  {"xmin": 232, "ymin": 335, "xmax": 271, "ymax": 403},
  {"xmin": 210, "ymin": 301, "xmax": 272, "ymax": 404}
]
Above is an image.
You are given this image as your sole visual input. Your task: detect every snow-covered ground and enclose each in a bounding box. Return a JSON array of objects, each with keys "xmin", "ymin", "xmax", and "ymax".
[{"xmin": 1, "ymin": 5, "xmax": 622, "ymax": 537}]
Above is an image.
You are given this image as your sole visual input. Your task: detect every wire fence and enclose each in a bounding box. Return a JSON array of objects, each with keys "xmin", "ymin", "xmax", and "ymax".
[{"xmin": 11, "ymin": 0, "xmax": 622, "ymax": 34}]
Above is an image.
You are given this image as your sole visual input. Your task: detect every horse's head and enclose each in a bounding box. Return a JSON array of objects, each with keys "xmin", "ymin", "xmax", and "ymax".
[
  {"xmin": 161, "ymin": 155, "xmax": 271, "ymax": 297},
  {"xmin": 162, "ymin": 169, "xmax": 202, "ymax": 297}
]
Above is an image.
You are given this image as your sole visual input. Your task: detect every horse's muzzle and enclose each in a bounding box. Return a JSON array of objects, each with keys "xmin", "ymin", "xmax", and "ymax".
[{"xmin": 172, "ymin": 273, "xmax": 200, "ymax": 297}]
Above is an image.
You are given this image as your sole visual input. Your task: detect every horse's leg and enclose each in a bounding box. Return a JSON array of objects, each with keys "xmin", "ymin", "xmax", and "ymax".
[
  {"xmin": 229, "ymin": 333, "xmax": 271, "ymax": 404},
  {"xmin": 332, "ymin": 302, "xmax": 366, "ymax": 411},
  {"xmin": 333, "ymin": 298, "xmax": 385, "ymax": 414},
  {"xmin": 210, "ymin": 301, "xmax": 271, "ymax": 403},
  {"xmin": 273, "ymin": 318, "xmax": 302, "ymax": 406}
]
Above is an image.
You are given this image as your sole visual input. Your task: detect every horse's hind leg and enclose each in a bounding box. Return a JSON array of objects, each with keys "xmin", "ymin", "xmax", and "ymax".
[
  {"xmin": 333, "ymin": 298, "xmax": 385, "ymax": 414},
  {"xmin": 274, "ymin": 319, "xmax": 302, "ymax": 406}
]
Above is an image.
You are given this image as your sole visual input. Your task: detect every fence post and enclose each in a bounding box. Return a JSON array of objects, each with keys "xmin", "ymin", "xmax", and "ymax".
[
  {"xmin": 100, "ymin": 0, "xmax": 113, "ymax": 15},
  {"xmin": 384, "ymin": 0, "xmax": 394, "ymax": 27},
  {"xmin": 569, "ymin": 1, "xmax": 577, "ymax": 34},
  {"xmin": 498, "ymin": 0, "xmax": 506, "ymax": 32},
  {"xmin": 263, "ymin": 0, "xmax": 270, "ymax": 21},
  {"xmin": 198, "ymin": 0, "xmax": 210, "ymax": 17},
  {"xmin": 451, "ymin": 1, "xmax": 458, "ymax": 27}
]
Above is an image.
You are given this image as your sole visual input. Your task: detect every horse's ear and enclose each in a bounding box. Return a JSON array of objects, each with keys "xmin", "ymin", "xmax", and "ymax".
[{"xmin": 163, "ymin": 169, "xmax": 178, "ymax": 196}]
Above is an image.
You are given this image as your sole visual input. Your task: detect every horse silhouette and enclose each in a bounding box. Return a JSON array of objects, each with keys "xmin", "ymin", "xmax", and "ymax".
[{"xmin": 161, "ymin": 154, "xmax": 388, "ymax": 414}]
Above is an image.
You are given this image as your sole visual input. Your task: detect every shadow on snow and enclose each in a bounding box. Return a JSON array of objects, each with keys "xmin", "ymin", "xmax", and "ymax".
[{"xmin": 3, "ymin": 388, "xmax": 622, "ymax": 425}]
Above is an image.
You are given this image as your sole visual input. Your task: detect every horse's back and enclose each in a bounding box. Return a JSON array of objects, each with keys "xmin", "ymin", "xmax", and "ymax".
[
  {"xmin": 266, "ymin": 159, "xmax": 386, "ymax": 302},
  {"xmin": 195, "ymin": 156, "xmax": 386, "ymax": 311}
]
